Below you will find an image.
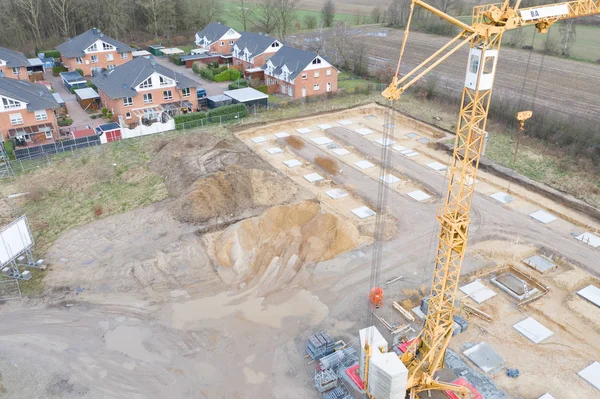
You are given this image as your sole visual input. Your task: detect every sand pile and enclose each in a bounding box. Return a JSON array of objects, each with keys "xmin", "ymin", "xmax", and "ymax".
[
  {"xmin": 213, "ymin": 201, "xmax": 359, "ymax": 294},
  {"xmin": 173, "ymin": 166, "xmax": 299, "ymax": 224}
]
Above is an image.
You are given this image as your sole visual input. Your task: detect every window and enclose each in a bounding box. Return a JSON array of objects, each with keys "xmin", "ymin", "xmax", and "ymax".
[
  {"xmin": 159, "ymin": 76, "xmax": 171, "ymax": 86},
  {"xmin": 120, "ymin": 52, "xmax": 128, "ymax": 60},
  {"xmin": 91, "ymin": 55, "xmax": 98, "ymax": 63},
  {"xmin": 123, "ymin": 97, "xmax": 133, "ymax": 107},
  {"xmin": 12, "ymin": 67, "xmax": 20, "ymax": 76},
  {"xmin": 302, "ymin": 73, "xmax": 307, "ymax": 80},
  {"xmin": 125, "ymin": 112, "xmax": 132, "ymax": 119},
  {"xmin": 106, "ymin": 53, "xmax": 114, "ymax": 61},
  {"xmin": 182, "ymin": 88, "xmax": 190, "ymax": 97},
  {"xmin": 469, "ymin": 54, "xmax": 480, "ymax": 74},
  {"xmin": 106, "ymin": 64, "xmax": 115, "ymax": 70},
  {"xmin": 313, "ymin": 84, "xmax": 320, "ymax": 91},
  {"xmin": 88, "ymin": 43, "xmax": 98, "ymax": 52},
  {"xmin": 312, "ymin": 58, "xmax": 322, "ymax": 65},
  {"xmin": 76, "ymin": 57, "xmax": 83, "ymax": 64},
  {"xmin": 220, "ymin": 41, "xmax": 225, "ymax": 47},
  {"xmin": 143, "ymin": 93, "xmax": 153, "ymax": 103},
  {"xmin": 102, "ymin": 42, "xmax": 114, "ymax": 51},
  {"xmin": 45, "ymin": 131, "xmax": 53, "ymax": 139},
  {"xmin": 10, "ymin": 113, "xmax": 23, "ymax": 125},
  {"xmin": 483, "ymin": 56, "xmax": 495, "ymax": 75},
  {"xmin": 314, "ymin": 71, "xmax": 320, "ymax": 78},
  {"xmin": 35, "ymin": 110, "xmax": 48, "ymax": 121},
  {"xmin": 139, "ymin": 77, "xmax": 152, "ymax": 89},
  {"xmin": 271, "ymin": 42, "xmax": 280, "ymax": 48},
  {"xmin": 326, "ymin": 69, "xmax": 331, "ymax": 76},
  {"xmin": 2, "ymin": 98, "xmax": 21, "ymax": 109},
  {"xmin": 163, "ymin": 90, "xmax": 173, "ymax": 100}
]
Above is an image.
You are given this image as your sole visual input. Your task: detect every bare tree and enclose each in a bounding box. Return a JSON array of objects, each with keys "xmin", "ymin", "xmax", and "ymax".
[
  {"xmin": 371, "ymin": 6, "xmax": 382, "ymax": 24},
  {"xmin": 435, "ymin": 0, "xmax": 456, "ymax": 14},
  {"xmin": 273, "ymin": 0, "xmax": 296, "ymax": 42},
  {"xmin": 98, "ymin": 0, "xmax": 134, "ymax": 39},
  {"xmin": 304, "ymin": 15, "xmax": 317, "ymax": 29},
  {"xmin": 387, "ymin": 0, "xmax": 411, "ymax": 26},
  {"xmin": 321, "ymin": 0, "xmax": 335, "ymax": 28},
  {"xmin": 138, "ymin": 0, "xmax": 171, "ymax": 38},
  {"xmin": 13, "ymin": 0, "xmax": 43, "ymax": 44},
  {"xmin": 254, "ymin": 0, "xmax": 277, "ymax": 34},
  {"xmin": 231, "ymin": 0, "xmax": 255, "ymax": 31},
  {"xmin": 48, "ymin": 0, "xmax": 75, "ymax": 38},
  {"xmin": 559, "ymin": 20, "xmax": 577, "ymax": 57},
  {"xmin": 327, "ymin": 21, "xmax": 352, "ymax": 70}
]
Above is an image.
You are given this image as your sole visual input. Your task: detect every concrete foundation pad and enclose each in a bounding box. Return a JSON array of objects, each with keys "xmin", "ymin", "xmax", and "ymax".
[
  {"xmin": 463, "ymin": 342, "xmax": 504, "ymax": 374},
  {"xmin": 352, "ymin": 206, "xmax": 375, "ymax": 219},
  {"xmin": 317, "ymin": 124, "xmax": 332, "ymax": 130},
  {"xmin": 407, "ymin": 190, "xmax": 431, "ymax": 202},
  {"xmin": 513, "ymin": 317, "xmax": 554, "ymax": 344},
  {"xmin": 283, "ymin": 159, "xmax": 302, "ymax": 168},
  {"xmin": 379, "ymin": 174, "xmax": 402, "ymax": 185},
  {"xmin": 375, "ymin": 138, "xmax": 395, "ymax": 146},
  {"xmin": 523, "ymin": 254, "xmax": 556, "ymax": 273},
  {"xmin": 332, "ymin": 148, "xmax": 351, "ymax": 156},
  {"xmin": 405, "ymin": 133, "xmax": 418, "ymax": 138},
  {"xmin": 273, "ymin": 132, "xmax": 289, "ymax": 138},
  {"xmin": 251, "ymin": 136, "xmax": 266, "ymax": 143},
  {"xmin": 296, "ymin": 128, "xmax": 312, "ymax": 134},
  {"xmin": 354, "ymin": 160, "xmax": 375, "ymax": 170},
  {"xmin": 399, "ymin": 149, "xmax": 413, "ymax": 155},
  {"xmin": 575, "ymin": 232, "xmax": 600, "ymax": 248},
  {"xmin": 411, "ymin": 306, "xmax": 425, "ymax": 319},
  {"xmin": 538, "ymin": 394, "xmax": 556, "ymax": 399},
  {"xmin": 325, "ymin": 189, "xmax": 348, "ymax": 199},
  {"xmin": 530, "ymin": 210, "xmax": 557, "ymax": 224},
  {"xmin": 490, "ymin": 192, "xmax": 514, "ymax": 204},
  {"xmin": 337, "ymin": 120, "xmax": 352, "ymax": 126},
  {"xmin": 426, "ymin": 162, "xmax": 447, "ymax": 171},
  {"xmin": 265, "ymin": 147, "xmax": 283, "ymax": 155},
  {"xmin": 404, "ymin": 151, "xmax": 419, "ymax": 157},
  {"xmin": 311, "ymin": 136, "xmax": 334, "ymax": 146},
  {"xmin": 392, "ymin": 145, "xmax": 406, "ymax": 152},
  {"xmin": 417, "ymin": 137, "xmax": 431, "ymax": 144},
  {"xmin": 577, "ymin": 285, "xmax": 600, "ymax": 308},
  {"xmin": 460, "ymin": 280, "xmax": 497, "ymax": 304},
  {"xmin": 578, "ymin": 361, "xmax": 600, "ymax": 391},
  {"xmin": 364, "ymin": 115, "xmax": 377, "ymax": 120},
  {"xmin": 490, "ymin": 273, "xmax": 539, "ymax": 301},
  {"xmin": 303, "ymin": 173, "xmax": 324, "ymax": 183},
  {"xmin": 355, "ymin": 128, "xmax": 374, "ymax": 136}
]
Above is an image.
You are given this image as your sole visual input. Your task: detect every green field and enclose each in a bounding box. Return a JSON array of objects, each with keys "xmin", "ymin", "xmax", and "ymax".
[{"xmin": 457, "ymin": 16, "xmax": 600, "ymax": 62}]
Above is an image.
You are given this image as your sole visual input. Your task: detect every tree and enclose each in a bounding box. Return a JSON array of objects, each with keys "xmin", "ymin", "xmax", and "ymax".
[
  {"xmin": 387, "ymin": 0, "xmax": 411, "ymax": 26},
  {"xmin": 559, "ymin": 20, "xmax": 577, "ymax": 57},
  {"xmin": 48, "ymin": 0, "xmax": 75, "ymax": 38},
  {"xmin": 231, "ymin": 0, "xmax": 255, "ymax": 31},
  {"xmin": 273, "ymin": 0, "xmax": 296, "ymax": 42},
  {"xmin": 138, "ymin": 0, "xmax": 172, "ymax": 38},
  {"xmin": 371, "ymin": 6, "xmax": 382, "ymax": 24},
  {"xmin": 254, "ymin": 0, "xmax": 277, "ymax": 34},
  {"xmin": 13, "ymin": 0, "xmax": 43, "ymax": 44},
  {"xmin": 321, "ymin": 0, "xmax": 335, "ymax": 28},
  {"xmin": 304, "ymin": 15, "xmax": 317, "ymax": 29},
  {"xmin": 435, "ymin": 0, "xmax": 456, "ymax": 14}
]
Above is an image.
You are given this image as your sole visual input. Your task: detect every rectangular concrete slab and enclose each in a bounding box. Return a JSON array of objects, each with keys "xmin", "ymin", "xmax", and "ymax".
[
  {"xmin": 332, "ymin": 148, "xmax": 350, "ymax": 156},
  {"xmin": 578, "ymin": 361, "xmax": 600, "ymax": 391},
  {"xmin": 575, "ymin": 232, "xmax": 600, "ymax": 248},
  {"xmin": 311, "ymin": 136, "xmax": 334, "ymax": 146},
  {"xmin": 303, "ymin": 173, "xmax": 324, "ymax": 183},
  {"xmin": 325, "ymin": 189, "xmax": 348, "ymax": 200},
  {"xmin": 392, "ymin": 145, "xmax": 406, "ymax": 152},
  {"xmin": 355, "ymin": 128, "xmax": 374, "ymax": 136},
  {"xmin": 411, "ymin": 306, "xmax": 425, "ymax": 320},
  {"xmin": 523, "ymin": 254, "xmax": 556, "ymax": 273},
  {"xmin": 399, "ymin": 149, "xmax": 413, "ymax": 155},
  {"xmin": 338, "ymin": 120, "xmax": 352, "ymax": 126},
  {"xmin": 265, "ymin": 147, "xmax": 283, "ymax": 155},
  {"xmin": 513, "ymin": 317, "xmax": 554, "ymax": 344},
  {"xmin": 296, "ymin": 128, "xmax": 312, "ymax": 134},
  {"xmin": 317, "ymin": 124, "xmax": 332, "ymax": 130},
  {"xmin": 417, "ymin": 137, "xmax": 431, "ymax": 143},
  {"xmin": 530, "ymin": 210, "xmax": 557, "ymax": 224},
  {"xmin": 407, "ymin": 190, "xmax": 431, "ymax": 202},
  {"xmin": 404, "ymin": 151, "xmax": 420, "ymax": 157},
  {"xmin": 383, "ymin": 123, "xmax": 395, "ymax": 128},
  {"xmin": 463, "ymin": 342, "xmax": 505, "ymax": 373},
  {"xmin": 490, "ymin": 192, "xmax": 514, "ymax": 204},
  {"xmin": 426, "ymin": 162, "xmax": 447, "ymax": 171},
  {"xmin": 364, "ymin": 115, "xmax": 377, "ymax": 120},
  {"xmin": 251, "ymin": 136, "xmax": 266, "ymax": 143},
  {"xmin": 283, "ymin": 159, "xmax": 302, "ymax": 168},
  {"xmin": 375, "ymin": 138, "xmax": 395, "ymax": 146},
  {"xmin": 460, "ymin": 280, "xmax": 497, "ymax": 304},
  {"xmin": 578, "ymin": 285, "xmax": 600, "ymax": 308},
  {"xmin": 273, "ymin": 132, "xmax": 289, "ymax": 138},
  {"xmin": 380, "ymin": 174, "xmax": 402, "ymax": 185},
  {"xmin": 538, "ymin": 394, "xmax": 555, "ymax": 399},
  {"xmin": 355, "ymin": 160, "xmax": 375, "ymax": 170},
  {"xmin": 405, "ymin": 133, "xmax": 418, "ymax": 138},
  {"xmin": 352, "ymin": 206, "xmax": 376, "ymax": 219}
]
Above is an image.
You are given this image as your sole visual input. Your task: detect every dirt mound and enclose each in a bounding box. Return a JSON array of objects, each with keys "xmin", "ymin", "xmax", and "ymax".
[
  {"xmin": 173, "ymin": 166, "xmax": 299, "ymax": 224},
  {"xmin": 213, "ymin": 201, "xmax": 359, "ymax": 295}
]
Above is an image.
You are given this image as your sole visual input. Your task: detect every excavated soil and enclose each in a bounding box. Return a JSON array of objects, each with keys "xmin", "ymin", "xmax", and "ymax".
[{"xmin": 212, "ymin": 201, "xmax": 360, "ymax": 295}]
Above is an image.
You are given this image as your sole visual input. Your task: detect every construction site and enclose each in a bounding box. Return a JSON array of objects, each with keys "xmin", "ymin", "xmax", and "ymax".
[{"xmin": 1, "ymin": 1, "xmax": 600, "ymax": 399}]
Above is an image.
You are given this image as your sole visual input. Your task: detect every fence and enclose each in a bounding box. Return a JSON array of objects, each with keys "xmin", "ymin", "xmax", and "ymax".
[
  {"xmin": 174, "ymin": 111, "xmax": 247, "ymax": 130},
  {"xmin": 13, "ymin": 135, "xmax": 101, "ymax": 161}
]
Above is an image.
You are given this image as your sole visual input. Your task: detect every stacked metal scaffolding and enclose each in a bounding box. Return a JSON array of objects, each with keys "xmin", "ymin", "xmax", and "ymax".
[
  {"xmin": 0, "ymin": 142, "xmax": 16, "ymax": 182},
  {"xmin": 314, "ymin": 369, "xmax": 338, "ymax": 393}
]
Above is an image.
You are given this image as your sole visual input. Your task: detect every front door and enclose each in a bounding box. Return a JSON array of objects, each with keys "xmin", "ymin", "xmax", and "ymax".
[
  {"xmin": 288, "ymin": 85, "xmax": 293, "ymax": 97},
  {"xmin": 281, "ymin": 84, "xmax": 286, "ymax": 94},
  {"xmin": 327, "ymin": 82, "xmax": 332, "ymax": 92},
  {"xmin": 302, "ymin": 86, "xmax": 306, "ymax": 97}
]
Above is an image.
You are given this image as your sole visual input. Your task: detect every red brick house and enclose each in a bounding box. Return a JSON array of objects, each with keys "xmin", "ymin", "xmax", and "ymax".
[
  {"xmin": 232, "ymin": 32, "xmax": 282, "ymax": 79},
  {"xmin": 0, "ymin": 77, "xmax": 59, "ymax": 146},
  {"xmin": 195, "ymin": 23, "xmax": 241, "ymax": 55},
  {"xmin": 0, "ymin": 48, "xmax": 30, "ymax": 80},
  {"xmin": 263, "ymin": 46, "xmax": 338, "ymax": 99},
  {"xmin": 56, "ymin": 28, "xmax": 133, "ymax": 77},
  {"xmin": 92, "ymin": 57, "xmax": 198, "ymax": 126}
]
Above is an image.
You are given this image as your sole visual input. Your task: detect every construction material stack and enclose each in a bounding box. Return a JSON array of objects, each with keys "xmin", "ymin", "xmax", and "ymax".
[
  {"xmin": 307, "ymin": 331, "xmax": 335, "ymax": 360},
  {"xmin": 368, "ymin": 353, "xmax": 408, "ymax": 399},
  {"xmin": 319, "ymin": 347, "xmax": 358, "ymax": 370},
  {"xmin": 322, "ymin": 387, "xmax": 352, "ymax": 399},
  {"xmin": 314, "ymin": 369, "xmax": 338, "ymax": 393},
  {"xmin": 359, "ymin": 326, "xmax": 388, "ymax": 380}
]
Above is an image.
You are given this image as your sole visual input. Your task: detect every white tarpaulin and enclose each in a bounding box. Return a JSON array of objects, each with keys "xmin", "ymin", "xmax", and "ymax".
[{"xmin": 0, "ymin": 216, "xmax": 33, "ymax": 266}]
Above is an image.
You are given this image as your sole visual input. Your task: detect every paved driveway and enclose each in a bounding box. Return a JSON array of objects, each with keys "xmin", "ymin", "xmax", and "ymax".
[
  {"xmin": 45, "ymin": 71, "xmax": 101, "ymax": 130},
  {"xmin": 153, "ymin": 57, "xmax": 229, "ymax": 96}
]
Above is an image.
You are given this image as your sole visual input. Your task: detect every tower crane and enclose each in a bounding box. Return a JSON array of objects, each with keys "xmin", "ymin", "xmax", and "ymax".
[{"xmin": 366, "ymin": 1, "xmax": 600, "ymax": 398}]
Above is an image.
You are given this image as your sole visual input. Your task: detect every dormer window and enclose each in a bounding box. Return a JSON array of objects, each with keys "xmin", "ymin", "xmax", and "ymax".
[
  {"xmin": 271, "ymin": 42, "xmax": 280, "ymax": 48},
  {"xmin": 2, "ymin": 98, "xmax": 21, "ymax": 109},
  {"xmin": 312, "ymin": 58, "xmax": 322, "ymax": 65},
  {"xmin": 139, "ymin": 77, "xmax": 152, "ymax": 89},
  {"xmin": 102, "ymin": 42, "xmax": 114, "ymax": 51},
  {"xmin": 159, "ymin": 76, "xmax": 171, "ymax": 86},
  {"xmin": 88, "ymin": 43, "xmax": 98, "ymax": 52}
]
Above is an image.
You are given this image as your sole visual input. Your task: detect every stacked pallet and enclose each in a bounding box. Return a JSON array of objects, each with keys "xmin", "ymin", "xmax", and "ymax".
[{"xmin": 307, "ymin": 331, "xmax": 336, "ymax": 360}]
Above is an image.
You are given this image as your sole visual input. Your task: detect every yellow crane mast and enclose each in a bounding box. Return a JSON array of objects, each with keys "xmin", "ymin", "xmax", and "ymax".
[{"xmin": 377, "ymin": 1, "xmax": 600, "ymax": 397}]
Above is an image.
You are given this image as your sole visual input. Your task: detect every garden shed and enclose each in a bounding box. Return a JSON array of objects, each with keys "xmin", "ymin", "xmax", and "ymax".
[
  {"xmin": 206, "ymin": 94, "xmax": 233, "ymax": 109},
  {"xmin": 95, "ymin": 122, "xmax": 122, "ymax": 142},
  {"xmin": 148, "ymin": 45, "xmax": 165, "ymax": 56},
  {"xmin": 223, "ymin": 88, "xmax": 268, "ymax": 108},
  {"xmin": 74, "ymin": 87, "xmax": 101, "ymax": 111}
]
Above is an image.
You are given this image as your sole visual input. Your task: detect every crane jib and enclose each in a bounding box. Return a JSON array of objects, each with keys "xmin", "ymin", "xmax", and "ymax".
[{"xmin": 519, "ymin": 4, "xmax": 570, "ymax": 21}]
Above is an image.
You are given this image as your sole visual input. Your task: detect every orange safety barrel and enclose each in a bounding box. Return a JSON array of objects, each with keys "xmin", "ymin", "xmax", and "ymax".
[{"xmin": 370, "ymin": 287, "xmax": 384, "ymax": 308}]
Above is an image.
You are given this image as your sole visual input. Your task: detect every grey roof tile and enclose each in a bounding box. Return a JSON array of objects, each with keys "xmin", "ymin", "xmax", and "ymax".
[
  {"xmin": 0, "ymin": 77, "xmax": 59, "ymax": 111},
  {"xmin": 0, "ymin": 47, "xmax": 30, "ymax": 68},
  {"xmin": 56, "ymin": 28, "xmax": 134, "ymax": 58},
  {"xmin": 234, "ymin": 32, "xmax": 279, "ymax": 57},
  {"xmin": 196, "ymin": 23, "xmax": 237, "ymax": 45},
  {"xmin": 262, "ymin": 46, "xmax": 319, "ymax": 80}
]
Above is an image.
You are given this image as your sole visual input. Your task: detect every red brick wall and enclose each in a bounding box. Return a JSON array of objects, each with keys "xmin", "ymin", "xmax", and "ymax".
[
  {"xmin": 0, "ymin": 66, "xmax": 28, "ymax": 80},
  {"xmin": 266, "ymin": 66, "xmax": 338, "ymax": 99},
  {"xmin": 209, "ymin": 39, "xmax": 238, "ymax": 55},
  {"xmin": 0, "ymin": 109, "xmax": 58, "ymax": 142},
  {"xmin": 62, "ymin": 52, "xmax": 132, "ymax": 76}
]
